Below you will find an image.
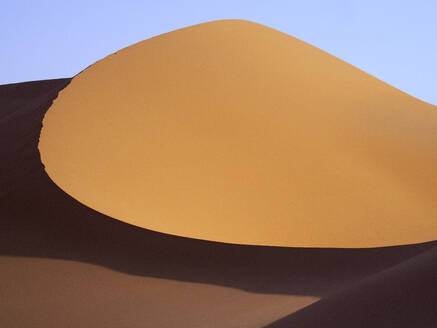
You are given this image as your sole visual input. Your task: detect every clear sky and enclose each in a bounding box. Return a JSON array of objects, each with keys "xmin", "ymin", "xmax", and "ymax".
[{"xmin": 1, "ymin": 0, "xmax": 436, "ymax": 104}]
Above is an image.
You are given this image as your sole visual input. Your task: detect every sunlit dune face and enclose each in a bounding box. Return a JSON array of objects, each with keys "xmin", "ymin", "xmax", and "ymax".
[{"xmin": 39, "ymin": 20, "xmax": 437, "ymax": 248}]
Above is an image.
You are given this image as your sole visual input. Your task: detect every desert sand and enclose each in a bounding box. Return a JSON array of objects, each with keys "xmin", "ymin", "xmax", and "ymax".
[
  {"xmin": 2, "ymin": 20, "xmax": 437, "ymax": 327},
  {"xmin": 0, "ymin": 256, "xmax": 317, "ymax": 328},
  {"xmin": 2, "ymin": 76, "xmax": 437, "ymax": 327},
  {"xmin": 39, "ymin": 20, "xmax": 437, "ymax": 247}
]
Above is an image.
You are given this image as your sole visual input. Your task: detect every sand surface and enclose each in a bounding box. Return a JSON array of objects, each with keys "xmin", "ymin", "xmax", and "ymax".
[
  {"xmin": 39, "ymin": 20, "xmax": 437, "ymax": 247},
  {"xmin": 1, "ymin": 256, "xmax": 317, "ymax": 328},
  {"xmin": 2, "ymin": 79, "xmax": 437, "ymax": 327},
  {"xmin": 266, "ymin": 246, "xmax": 437, "ymax": 327}
]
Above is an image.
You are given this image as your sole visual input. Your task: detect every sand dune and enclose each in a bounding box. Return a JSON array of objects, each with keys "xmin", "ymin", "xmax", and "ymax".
[
  {"xmin": 3, "ymin": 19, "xmax": 437, "ymax": 327},
  {"xmin": 2, "ymin": 79, "xmax": 437, "ymax": 327},
  {"xmin": 1, "ymin": 257, "xmax": 317, "ymax": 328},
  {"xmin": 266, "ymin": 246, "xmax": 437, "ymax": 327},
  {"xmin": 0, "ymin": 78, "xmax": 70, "ymax": 196},
  {"xmin": 39, "ymin": 19, "xmax": 437, "ymax": 247}
]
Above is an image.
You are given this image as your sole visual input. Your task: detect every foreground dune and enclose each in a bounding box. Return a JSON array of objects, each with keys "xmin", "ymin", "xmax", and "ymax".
[
  {"xmin": 2, "ymin": 79, "xmax": 437, "ymax": 327},
  {"xmin": 39, "ymin": 20, "xmax": 437, "ymax": 247},
  {"xmin": 267, "ymin": 246, "xmax": 437, "ymax": 327},
  {"xmin": 1, "ymin": 257, "xmax": 317, "ymax": 328}
]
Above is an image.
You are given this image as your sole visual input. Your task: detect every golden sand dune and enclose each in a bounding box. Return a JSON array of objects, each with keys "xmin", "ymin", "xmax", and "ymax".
[{"xmin": 39, "ymin": 19, "xmax": 437, "ymax": 247}]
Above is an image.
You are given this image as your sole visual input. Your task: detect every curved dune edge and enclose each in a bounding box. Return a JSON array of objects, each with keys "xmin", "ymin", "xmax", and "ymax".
[
  {"xmin": 39, "ymin": 19, "xmax": 437, "ymax": 248},
  {"xmin": 265, "ymin": 246, "xmax": 437, "ymax": 327}
]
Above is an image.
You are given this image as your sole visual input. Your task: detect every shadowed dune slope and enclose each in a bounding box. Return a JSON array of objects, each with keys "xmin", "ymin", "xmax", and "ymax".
[
  {"xmin": 0, "ymin": 79, "xmax": 70, "ymax": 195},
  {"xmin": 266, "ymin": 246, "xmax": 437, "ymax": 328},
  {"xmin": 39, "ymin": 19, "xmax": 437, "ymax": 247},
  {"xmin": 2, "ymin": 80, "xmax": 437, "ymax": 327}
]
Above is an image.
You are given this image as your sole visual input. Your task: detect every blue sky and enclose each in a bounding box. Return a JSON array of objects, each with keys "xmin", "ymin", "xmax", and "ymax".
[{"xmin": 1, "ymin": 0, "xmax": 436, "ymax": 104}]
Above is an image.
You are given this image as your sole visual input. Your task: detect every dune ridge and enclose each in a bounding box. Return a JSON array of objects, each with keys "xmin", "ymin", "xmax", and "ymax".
[{"xmin": 39, "ymin": 19, "xmax": 437, "ymax": 248}]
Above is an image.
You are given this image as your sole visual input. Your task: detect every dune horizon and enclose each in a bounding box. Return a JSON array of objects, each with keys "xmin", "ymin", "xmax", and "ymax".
[{"xmin": 38, "ymin": 19, "xmax": 437, "ymax": 248}]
